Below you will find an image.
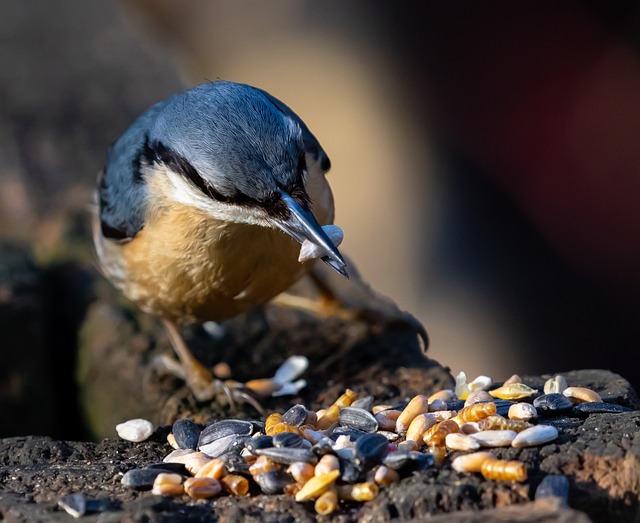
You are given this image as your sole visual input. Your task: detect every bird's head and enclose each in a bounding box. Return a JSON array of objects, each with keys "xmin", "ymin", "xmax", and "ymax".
[{"xmin": 140, "ymin": 81, "xmax": 347, "ymax": 277}]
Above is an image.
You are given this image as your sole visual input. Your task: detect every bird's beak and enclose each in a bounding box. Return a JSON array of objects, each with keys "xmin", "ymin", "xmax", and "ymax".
[{"xmin": 273, "ymin": 191, "xmax": 348, "ymax": 278}]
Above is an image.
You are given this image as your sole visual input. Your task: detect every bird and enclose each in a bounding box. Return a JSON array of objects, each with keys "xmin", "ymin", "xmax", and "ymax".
[{"xmin": 93, "ymin": 80, "xmax": 348, "ymax": 410}]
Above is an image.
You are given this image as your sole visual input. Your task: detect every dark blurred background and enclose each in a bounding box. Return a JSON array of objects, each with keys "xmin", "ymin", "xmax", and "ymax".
[{"xmin": 2, "ymin": 0, "xmax": 640, "ymax": 437}]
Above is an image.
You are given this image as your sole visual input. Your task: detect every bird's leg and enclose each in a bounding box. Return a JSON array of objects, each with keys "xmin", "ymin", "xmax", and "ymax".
[{"xmin": 161, "ymin": 319, "xmax": 263, "ymax": 413}]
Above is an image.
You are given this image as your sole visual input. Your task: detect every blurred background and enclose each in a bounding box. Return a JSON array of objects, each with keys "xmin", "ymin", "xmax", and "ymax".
[{"xmin": 2, "ymin": 0, "xmax": 640, "ymax": 435}]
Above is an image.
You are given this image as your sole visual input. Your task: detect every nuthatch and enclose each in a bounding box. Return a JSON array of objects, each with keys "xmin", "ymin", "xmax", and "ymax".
[{"xmin": 93, "ymin": 81, "xmax": 347, "ymax": 409}]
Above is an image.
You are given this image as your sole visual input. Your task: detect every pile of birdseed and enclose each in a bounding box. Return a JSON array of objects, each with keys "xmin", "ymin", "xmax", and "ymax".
[{"xmin": 110, "ymin": 371, "xmax": 632, "ymax": 517}]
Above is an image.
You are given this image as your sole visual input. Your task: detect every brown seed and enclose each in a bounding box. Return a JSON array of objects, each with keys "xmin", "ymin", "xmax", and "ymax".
[
  {"xmin": 397, "ymin": 439, "xmax": 419, "ymax": 452},
  {"xmin": 151, "ymin": 473, "xmax": 184, "ymax": 496},
  {"xmin": 374, "ymin": 409, "xmax": 401, "ymax": 431},
  {"xmin": 452, "ymin": 402, "xmax": 497, "ymax": 425},
  {"xmin": 249, "ymin": 455, "xmax": 280, "ymax": 477},
  {"xmin": 195, "ymin": 457, "xmax": 227, "ymax": 479},
  {"xmin": 405, "ymin": 413, "xmax": 439, "ymax": 445},
  {"xmin": 314, "ymin": 488, "xmax": 338, "ymax": 515},
  {"xmin": 333, "ymin": 389, "xmax": 358, "ymax": 408},
  {"xmin": 428, "ymin": 389, "xmax": 455, "ymax": 402},
  {"xmin": 451, "ymin": 451, "xmax": 496, "ymax": 473},
  {"xmin": 288, "ymin": 462, "xmax": 315, "ymax": 484},
  {"xmin": 373, "ymin": 465, "xmax": 400, "ymax": 487},
  {"xmin": 480, "ymin": 459, "xmax": 527, "ymax": 482},
  {"xmin": 427, "ymin": 444, "xmax": 447, "ymax": 466},
  {"xmin": 221, "ymin": 474, "xmax": 249, "ymax": 496},
  {"xmin": 265, "ymin": 413, "xmax": 300, "ymax": 436},
  {"xmin": 396, "ymin": 395, "xmax": 429, "ymax": 434},
  {"xmin": 184, "ymin": 477, "xmax": 222, "ymax": 499},
  {"xmin": 504, "ymin": 373, "xmax": 522, "ymax": 385},
  {"xmin": 336, "ymin": 481, "xmax": 379, "ymax": 501},
  {"xmin": 167, "ymin": 433, "xmax": 179, "ymax": 450},
  {"xmin": 295, "ymin": 470, "xmax": 340, "ymax": 502},
  {"xmin": 316, "ymin": 405, "xmax": 341, "ymax": 430},
  {"xmin": 477, "ymin": 415, "xmax": 532, "ymax": 433},
  {"xmin": 423, "ymin": 419, "xmax": 459, "ymax": 447},
  {"xmin": 563, "ymin": 386, "xmax": 602, "ymax": 404}
]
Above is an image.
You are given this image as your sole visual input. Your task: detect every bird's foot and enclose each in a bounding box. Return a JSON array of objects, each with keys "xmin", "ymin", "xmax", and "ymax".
[{"xmin": 153, "ymin": 354, "xmax": 264, "ymax": 414}]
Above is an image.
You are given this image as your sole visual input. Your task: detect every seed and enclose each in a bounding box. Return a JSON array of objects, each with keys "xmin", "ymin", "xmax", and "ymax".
[
  {"xmin": 354, "ymin": 433, "xmax": 389, "ymax": 470},
  {"xmin": 533, "ymin": 393, "xmax": 573, "ymax": 415},
  {"xmin": 255, "ymin": 447, "xmax": 317, "ymax": 465},
  {"xmin": 272, "ymin": 431, "xmax": 305, "ymax": 448},
  {"xmin": 504, "ymin": 374, "xmax": 522, "ymax": 385},
  {"xmin": 151, "ymin": 472, "xmax": 184, "ymax": 496},
  {"xmin": 199, "ymin": 434, "xmax": 244, "ymax": 458},
  {"xmin": 470, "ymin": 430, "xmax": 517, "ymax": 447},
  {"xmin": 406, "ymin": 413, "xmax": 439, "ymax": 446},
  {"xmin": 372, "ymin": 404, "xmax": 395, "ymax": 415},
  {"xmin": 451, "ymin": 451, "xmax": 495, "ymax": 473},
  {"xmin": 181, "ymin": 452, "xmax": 215, "ymax": 475},
  {"xmin": 422, "ymin": 419, "xmax": 459, "ymax": 447},
  {"xmin": 288, "ymin": 462, "xmax": 315, "ymax": 484},
  {"xmin": 167, "ymin": 433, "xmax": 179, "ymax": 450},
  {"xmin": 428, "ymin": 389, "xmax": 455, "ymax": 402},
  {"xmin": 427, "ymin": 444, "xmax": 447, "ymax": 465},
  {"xmin": 477, "ymin": 415, "xmax": 532, "ymax": 432},
  {"xmin": 172, "ymin": 418, "xmax": 202, "ymax": 450},
  {"xmin": 194, "ymin": 457, "xmax": 227, "ymax": 479},
  {"xmin": 295, "ymin": 470, "xmax": 340, "ymax": 501},
  {"xmin": 221, "ymin": 474, "xmax": 249, "ymax": 496},
  {"xmin": 396, "ymin": 395, "xmax": 429, "ymax": 434},
  {"xmin": 468, "ymin": 375, "xmax": 493, "ymax": 392},
  {"xmin": 374, "ymin": 409, "xmax": 401, "ymax": 431},
  {"xmin": 314, "ymin": 488, "xmax": 338, "ymax": 515},
  {"xmin": 265, "ymin": 413, "xmax": 301, "ymax": 436},
  {"xmin": 397, "ymin": 439, "xmax": 418, "ymax": 452},
  {"xmin": 336, "ymin": 481, "xmax": 379, "ymax": 501},
  {"xmin": 452, "ymin": 402, "xmax": 497, "ymax": 425},
  {"xmin": 283, "ymin": 404, "xmax": 309, "ymax": 427},
  {"xmin": 489, "ymin": 383, "xmax": 538, "ymax": 400},
  {"xmin": 198, "ymin": 419, "xmax": 254, "ymax": 447},
  {"xmin": 543, "ymin": 375, "xmax": 568, "ymax": 395},
  {"xmin": 428, "ymin": 398, "xmax": 448, "ymax": 411},
  {"xmin": 352, "ymin": 395, "xmax": 375, "ymax": 411},
  {"xmin": 339, "ymin": 407, "xmax": 378, "ymax": 433},
  {"xmin": 253, "ymin": 470, "xmax": 294, "ymax": 495},
  {"xmin": 480, "ymin": 459, "xmax": 527, "ymax": 482},
  {"xmin": 373, "ymin": 465, "xmax": 400, "ymax": 486},
  {"xmin": 184, "ymin": 477, "xmax": 222, "ymax": 499},
  {"xmin": 573, "ymin": 401, "xmax": 632, "ymax": 417},
  {"xmin": 316, "ymin": 405, "xmax": 341, "ymax": 430},
  {"xmin": 563, "ymin": 386, "xmax": 602, "ymax": 404},
  {"xmin": 512, "ymin": 425, "xmax": 558, "ymax": 448},
  {"xmin": 508, "ymin": 402, "xmax": 538, "ymax": 421},
  {"xmin": 116, "ymin": 418, "xmax": 154, "ymax": 442},
  {"xmin": 315, "ymin": 454, "xmax": 340, "ymax": 476},
  {"xmin": 445, "ymin": 432, "xmax": 480, "ymax": 451},
  {"xmin": 464, "ymin": 390, "xmax": 494, "ymax": 407},
  {"xmin": 249, "ymin": 455, "xmax": 280, "ymax": 477},
  {"xmin": 455, "ymin": 371, "xmax": 470, "ymax": 400},
  {"xmin": 333, "ymin": 389, "xmax": 359, "ymax": 408}
]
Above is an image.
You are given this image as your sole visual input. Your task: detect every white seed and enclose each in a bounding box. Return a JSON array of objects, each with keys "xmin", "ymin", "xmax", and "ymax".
[
  {"xmin": 508, "ymin": 402, "xmax": 538, "ymax": 421},
  {"xmin": 562, "ymin": 386, "xmax": 602, "ymax": 404},
  {"xmin": 512, "ymin": 425, "xmax": 559, "ymax": 448},
  {"xmin": 543, "ymin": 375, "xmax": 568, "ymax": 395},
  {"xmin": 115, "ymin": 418, "xmax": 154, "ymax": 442},
  {"xmin": 298, "ymin": 225, "xmax": 344, "ymax": 262},
  {"xmin": 445, "ymin": 432, "xmax": 481, "ymax": 451},
  {"xmin": 451, "ymin": 451, "xmax": 496, "ymax": 473},
  {"xmin": 470, "ymin": 430, "xmax": 517, "ymax": 447},
  {"xmin": 163, "ymin": 449, "xmax": 195, "ymax": 463},
  {"xmin": 468, "ymin": 375, "xmax": 493, "ymax": 392},
  {"xmin": 464, "ymin": 390, "xmax": 494, "ymax": 407},
  {"xmin": 504, "ymin": 374, "xmax": 523, "ymax": 384},
  {"xmin": 273, "ymin": 356, "xmax": 309, "ymax": 386},
  {"xmin": 455, "ymin": 371, "xmax": 470, "ymax": 400}
]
